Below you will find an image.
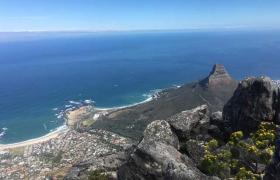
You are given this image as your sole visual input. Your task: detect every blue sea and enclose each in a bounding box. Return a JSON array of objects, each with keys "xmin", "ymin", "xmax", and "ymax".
[{"xmin": 1, "ymin": 30, "xmax": 280, "ymax": 144}]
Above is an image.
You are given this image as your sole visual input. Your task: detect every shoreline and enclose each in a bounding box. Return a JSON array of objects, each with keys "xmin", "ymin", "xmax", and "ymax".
[
  {"xmin": 94, "ymin": 87, "xmax": 168, "ymax": 111},
  {"xmin": 0, "ymin": 87, "xmax": 175, "ymax": 150},
  {"xmin": 95, "ymin": 96, "xmax": 154, "ymax": 111},
  {"xmin": 0, "ymin": 125, "xmax": 69, "ymax": 150},
  {"xmin": 0, "ymin": 92, "xmax": 156, "ymax": 150}
]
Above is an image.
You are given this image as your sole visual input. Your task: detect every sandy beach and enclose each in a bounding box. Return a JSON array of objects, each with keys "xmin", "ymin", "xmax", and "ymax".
[
  {"xmin": 0, "ymin": 125, "xmax": 69, "ymax": 151},
  {"xmin": 0, "ymin": 93, "xmax": 157, "ymax": 151}
]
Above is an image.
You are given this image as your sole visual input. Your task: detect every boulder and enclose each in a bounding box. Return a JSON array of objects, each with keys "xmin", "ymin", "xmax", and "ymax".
[
  {"xmin": 208, "ymin": 111, "xmax": 227, "ymax": 141},
  {"xmin": 118, "ymin": 116, "xmax": 217, "ymax": 180},
  {"xmin": 180, "ymin": 139, "xmax": 206, "ymax": 165},
  {"xmin": 118, "ymin": 141, "xmax": 214, "ymax": 180},
  {"xmin": 223, "ymin": 76, "xmax": 278, "ymax": 135},
  {"xmin": 167, "ymin": 105, "xmax": 210, "ymax": 141},
  {"xmin": 141, "ymin": 120, "xmax": 179, "ymax": 149},
  {"xmin": 210, "ymin": 111, "xmax": 223, "ymax": 127}
]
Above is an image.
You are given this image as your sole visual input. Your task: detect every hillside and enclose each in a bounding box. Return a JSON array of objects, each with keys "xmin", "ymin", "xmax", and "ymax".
[{"xmin": 92, "ymin": 64, "xmax": 238, "ymax": 139}]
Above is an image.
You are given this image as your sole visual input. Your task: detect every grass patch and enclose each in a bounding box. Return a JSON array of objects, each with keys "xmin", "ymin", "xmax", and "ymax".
[
  {"xmin": 82, "ymin": 118, "xmax": 96, "ymax": 127},
  {"xmin": 9, "ymin": 147, "xmax": 25, "ymax": 156}
]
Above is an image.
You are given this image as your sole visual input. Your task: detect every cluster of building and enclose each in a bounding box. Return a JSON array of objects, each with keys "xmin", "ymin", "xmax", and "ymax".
[{"xmin": 0, "ymin": 129, "xmax": 131, "ymax": 179}]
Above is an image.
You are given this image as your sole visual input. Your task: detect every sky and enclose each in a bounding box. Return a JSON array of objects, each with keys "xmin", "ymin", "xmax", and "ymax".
[{"xmin": 0, "ymin": 0, "xmax": 280, "ymax": 32}]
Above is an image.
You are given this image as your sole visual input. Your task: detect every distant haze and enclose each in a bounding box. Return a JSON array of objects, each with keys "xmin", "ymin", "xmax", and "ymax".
[{"xmin": 0, "ymin": 0, "xmax": 280, "ymax": 32}]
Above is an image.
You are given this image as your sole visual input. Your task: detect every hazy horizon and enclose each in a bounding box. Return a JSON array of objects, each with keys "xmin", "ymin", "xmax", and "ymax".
[{"xmin": 1, "ymin": 0, "xmax": 280, "ymax": 32}]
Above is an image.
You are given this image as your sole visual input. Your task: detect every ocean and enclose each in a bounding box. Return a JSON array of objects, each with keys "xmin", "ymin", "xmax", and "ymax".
[{"xmin": 0, "ymin": 30, "xmax": 280, "ymax": 144}]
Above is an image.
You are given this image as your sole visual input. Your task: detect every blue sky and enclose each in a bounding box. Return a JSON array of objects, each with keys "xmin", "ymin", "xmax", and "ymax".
[{"xmin": 0, "ymin": 0, "xmax": 280, "ymax": 32}]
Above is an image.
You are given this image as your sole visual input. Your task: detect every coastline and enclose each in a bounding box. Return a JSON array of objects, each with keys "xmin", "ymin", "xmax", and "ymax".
[
  {"xmin": 0, "ymin": 89, "xmax": 163, "ymax": 150},
  {"xmin": 0, "ymin": 125, "xmax": 69, "ymax": 151},
  {"xmin": 95, "ymin": 96, "xmax": 154, "ymax": 111},
  {"xmin": 94, "ymin": 88, "xmax": 166, "ymax": 111}
]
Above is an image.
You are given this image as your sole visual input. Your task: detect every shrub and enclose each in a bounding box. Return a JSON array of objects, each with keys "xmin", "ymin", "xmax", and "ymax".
[
  {"xmin": 200, "ymin": 122, "xmax": 276, "ymax": 179},
  {"xmin": 236, "ymin": 167, "xmax": 257, "ymax": 180},
  {"xmin": 88, "ymin": 170, "xmax": 109, "ymax": 180}
]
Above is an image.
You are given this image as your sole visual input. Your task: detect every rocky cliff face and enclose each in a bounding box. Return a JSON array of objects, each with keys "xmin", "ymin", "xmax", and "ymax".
[
  {"xmin": 217, "ymin": 76, "xmax": 280, "ymax": 179},
  {"xmin": 223, "ymin": 76, "xmax": 279, "ymax": 135},
  {"xmin": 200, "ymin": 64, "xmax": 236, "ymax": 89}
]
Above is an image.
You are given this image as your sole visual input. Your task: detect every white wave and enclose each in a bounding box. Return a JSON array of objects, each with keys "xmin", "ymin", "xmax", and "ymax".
[
  {"xmin": 0, "ymin": 128, "xmax": 8, "ymax": 138},
  {"xmin": 172, "ymin": 84, "xmax": 182, "ymax": 88},
  {"xmin": 49, "ymin": 124, "xmax": 67, "ymax": 133},
  {"xmin": 0, "ymin": 132, "xmax": 5, "ymax": 138},
  {"xmin": 43, "ymin": 123, "xmax": 48, "ymax": 131},
  {"xmin": 52, "ymin": 108, "xmax": 58, "ymax": 111},
  {"xmin": 84, "ymin": 99, "xmax": 95, "ymax": 104},
  {"xmin": 65, "ymin": 104, "xmax": 72, "ymax": 108},
  {"xmin": 95, "ymin": 91, "xmax": 156, "ymax": 111},
  {"xmin": 142, "ymin": 93, "xmax": 151, "ymax": 98},
  {"xmin": 56, "ymin": 112, "xmax": 64, "ymax": 119},
  {"xmin": 69, "ymin": 100, "xmax": 81, "ymax": 105},
  {"xmin": 55, "ymin": 109, "xmax": 65, "ymax": 119}
]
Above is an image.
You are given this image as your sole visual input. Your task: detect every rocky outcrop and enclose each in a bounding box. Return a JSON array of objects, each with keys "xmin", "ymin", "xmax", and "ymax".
[
  {"xmin": 118, "ymin": 114, "xmax": 216, "ymax": 180},
  {"xmin": 220, "ymin": 76, "xmax": 280, "ymax": 179},
  {"xmin": 208, "ymin": 111, "xmax": 227, "ymax": 141},
  {"xmin": 118, "ymin": 142, "xmax": 213, "ymax": 180},
  {"xmin": 210, "ymin": 111, "xmax": 223, "ymax": 127},
  {"xmin": 200, "ymin": 64, "xmax": 236, "ymax": 89},
  {"xmin": 223, "ymin": 76, "xmax": 279, "ymax": 135},
  {"xmin": 167, "ymin": 105, "xmax": 210, "ymax": 141},
  {"xmin": 65, "ymin": 106, "xmax": 94, "ymax": 129},
  {"xmin": 180, "ymin": 139, "xmax": 206, "ymax": 165},
  {"xmin": 141, "ymin": 120, "xmax": 179, "ymax": 149}
]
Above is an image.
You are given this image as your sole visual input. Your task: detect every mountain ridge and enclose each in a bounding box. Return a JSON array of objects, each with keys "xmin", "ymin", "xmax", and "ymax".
[{"xmin": 91, "ymin": 64, "xmax": 238, "ymax": 139}]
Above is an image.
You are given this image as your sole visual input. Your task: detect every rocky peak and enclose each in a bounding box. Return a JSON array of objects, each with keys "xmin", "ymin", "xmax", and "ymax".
[{"xmin": 200, "ymin": 64, "xmax": 235, "ymax": 88}]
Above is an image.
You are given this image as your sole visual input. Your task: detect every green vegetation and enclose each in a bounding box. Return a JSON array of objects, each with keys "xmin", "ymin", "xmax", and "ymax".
[
  {"xmin": 88, "ymin": 170, "xmax": 109, "ymax": 180},
  {"xmin": 9, "ymin": 147, "xmax": 25, "ymax": 156},
  {"xmin": 82, "ymin": 118, "xmax": 96, "ymax": 127},
  {"xmin": 200, "ymin": 122, "xmax": 276, "ymax": 179}
]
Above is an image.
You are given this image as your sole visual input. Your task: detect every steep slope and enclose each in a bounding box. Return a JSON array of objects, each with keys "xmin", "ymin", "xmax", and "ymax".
[{"xmin": 92, "ymin": 64, "xmax": 238, "ymax": 139}]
